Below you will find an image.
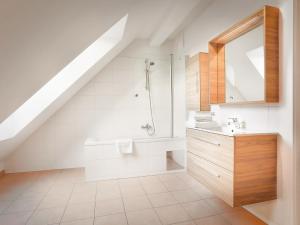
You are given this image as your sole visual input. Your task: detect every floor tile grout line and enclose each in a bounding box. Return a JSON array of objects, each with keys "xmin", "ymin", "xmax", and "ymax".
[
  {"xmin": 149, "ymin": 197, "xmax": 225, "ymax": 211},
  {"xmin": 158, "ymin": 174, "xmax": 195, "ymax": 224},
  {"xmin": 157, "ymin": 173, "xmax": 230, "ymax": 223},
  {"xmin": 0, "ymin": 170, "xmax": 265, "ymax": 225},
  {"xmin": 79, "ymin": 174, "xmax": 242, "ymax": 224},
  {"xmin": 163, "ymin": 173, "xmax": 229, "ymax": 218},
  {"xmin": 137, "ymin": 176, "xmax": 164, "ymax": 225},
  {"xmin": 117, "ymin": 179, "xmax": 130, "ymax": 225},
  {"xmin": 194, "ymin": 213, "xmax": 234, "ymax": 225},
  {"xmin": 24, "ymin": 171, "xmax": 61, "ymax": 225},
  {"xmin": 57, "ymin": 171, "xmax": 76, "ymax": 225},
  {"xmin": 93, "ymin": 180, "xmax": 98, "ymax": 225},
  {"xmin": 1, "ymin": 173, "xmax": 43, "ymax": 214},
  {"xmin": 176, "ymin": 191, "xmax": 219, "ymax": 222}
]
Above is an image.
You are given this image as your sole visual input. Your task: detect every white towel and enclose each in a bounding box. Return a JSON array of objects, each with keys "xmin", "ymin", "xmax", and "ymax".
[
  {"xmin": 115, "ymin": 139, "xmax": 133, "ymax": 154},
  {"xmin": 194, "ymin": 111, "xmax": 212, "ymax": 122},
  {"xmin": 195, "ymin": 121, "xmax": 219, "ymax": 129}
]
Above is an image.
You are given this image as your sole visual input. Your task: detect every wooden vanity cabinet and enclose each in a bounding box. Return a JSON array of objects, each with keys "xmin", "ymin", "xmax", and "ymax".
[
  {"xmin": 187, "ymin": 128, "xmax": 277, "ymax": 207},
  {"xmin": 186, "ymin": 53, "xmax": 210, "ymax": 111}
]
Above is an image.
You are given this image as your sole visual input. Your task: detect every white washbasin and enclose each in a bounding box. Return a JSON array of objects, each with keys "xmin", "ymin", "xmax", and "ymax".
[{"xmin": 193, "ymin": 125, "xmax": 240, "ymax": 136}]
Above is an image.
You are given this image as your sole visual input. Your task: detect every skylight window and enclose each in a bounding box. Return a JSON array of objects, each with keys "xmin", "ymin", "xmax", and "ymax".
[{"xmin": 0, "ymin": 15, "xmax": 128, "ymax": 141}]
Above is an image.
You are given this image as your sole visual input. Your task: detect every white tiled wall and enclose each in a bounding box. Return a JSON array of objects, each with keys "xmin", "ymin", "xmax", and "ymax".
[
  {"xmin": 68, "ymin": 55, "xmax": 172, "ymax": 139},
  {"xmin": 4, "ymin": 40, "xmax": 184, "ymax": 172}
]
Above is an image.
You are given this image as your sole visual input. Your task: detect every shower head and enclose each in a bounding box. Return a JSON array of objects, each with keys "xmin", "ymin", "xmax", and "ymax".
[{"xmin": 145, "ymin": 59, "xmax": 155, "ymax": 67}]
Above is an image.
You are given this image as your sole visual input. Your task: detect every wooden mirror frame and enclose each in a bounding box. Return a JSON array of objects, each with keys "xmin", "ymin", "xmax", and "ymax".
[{"xmin": 209, "ymin": 5, "xmax": 279, "ymax": 104}]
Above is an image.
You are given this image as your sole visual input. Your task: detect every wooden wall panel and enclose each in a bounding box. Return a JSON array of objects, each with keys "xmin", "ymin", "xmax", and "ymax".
[
  {"xmin": 217, "ymin": 44, "xmax": 225, "ymax": 103},
  {"xmin": 186, "ymin": 52, "xmax": 210, "ymax": 111},
  {"xmin": 209, "ymin": 43, "xmax": 218, "ymax": 104},
  {"xmin": 185, "ymin": 55, "xmax": 200, "ymax": 110},
  {"xmin": 199, "ymin": 53, "xmax": 210, "ymax": 111},
  {"xmin": 234, "ymin": 135, "xmax": 277, "ymax": 206},
  {"xmin": 264, "ymin": 6, "xmax": 279, "ymax": 102},
  {"xmin": 211, "ymin": 10, "xmax": 264, "ymax": 44},
  {"xmin": 209, "ymin": 44, "xmax": 225, "ymax": 104}
]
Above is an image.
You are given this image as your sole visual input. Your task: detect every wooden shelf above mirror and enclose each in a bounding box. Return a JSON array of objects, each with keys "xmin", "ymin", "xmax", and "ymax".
[{"xmin": 209, "ymin": 5, "xmax": 279, "ymax": 104}]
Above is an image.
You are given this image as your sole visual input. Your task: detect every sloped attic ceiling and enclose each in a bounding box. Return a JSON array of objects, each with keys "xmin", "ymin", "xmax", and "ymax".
[
  {"xmin": 0, "ymin": 15, "xmax": 128, "ymax": 142},
  {"xmin": 0, "ymin": 0, "xmax": 212, "ymax": 160},
  {"xmin": 0, "ymin": 0, "xmax": 134, "ymax": 122}
]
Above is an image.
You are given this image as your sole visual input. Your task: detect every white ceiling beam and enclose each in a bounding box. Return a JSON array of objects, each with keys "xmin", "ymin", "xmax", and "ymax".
[{"xmin": 150, "ymin": 0, "xmax": 208, "ymax": 46}]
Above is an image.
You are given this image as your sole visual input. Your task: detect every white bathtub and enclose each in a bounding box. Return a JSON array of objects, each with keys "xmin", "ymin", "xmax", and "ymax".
[{"xmin": 84, "ymin": 137, "xmax": 186, "ymax": 181}]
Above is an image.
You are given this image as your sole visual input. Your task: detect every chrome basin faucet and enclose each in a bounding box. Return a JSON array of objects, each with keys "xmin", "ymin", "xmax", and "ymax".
[{"xmin": 227, "ymin": 117, "xmax": 240, "ymax": 129}]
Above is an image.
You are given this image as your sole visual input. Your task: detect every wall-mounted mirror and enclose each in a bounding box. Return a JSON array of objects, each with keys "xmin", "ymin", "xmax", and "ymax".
[
  {"xmin": 225, "ymin": 25, "xmax": 264, "ymax": 103},
  {"xmin": 209, "ymin": 6, "xmax": 279, "ymax": 104}
]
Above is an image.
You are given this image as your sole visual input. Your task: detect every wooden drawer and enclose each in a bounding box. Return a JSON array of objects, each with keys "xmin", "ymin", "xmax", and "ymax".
[
  {"xmin": 187, "ymin": 128, "xmax": 277, "ymax": 207},
  {"xmin": 187, "ymin": 129, "xmax": 234, "ymax": 150},
  {"xmin": 187, "ymin": 135, "xmax": 233, "ymax": 171},
  {"xmin": 187, "ymin": 153, "xmax": 234, "ymax": 206}
]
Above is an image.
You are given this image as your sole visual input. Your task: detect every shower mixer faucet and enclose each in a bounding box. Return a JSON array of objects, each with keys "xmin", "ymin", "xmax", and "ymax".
[{"xmin": 141, "ymin": 123, "xmax": 152, "ymax": 130}]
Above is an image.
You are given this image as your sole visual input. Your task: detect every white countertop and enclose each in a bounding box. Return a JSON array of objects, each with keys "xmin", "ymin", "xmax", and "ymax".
[{"xmin": 187, "ymin": 127, "xmax": 278, "ymax": 137}]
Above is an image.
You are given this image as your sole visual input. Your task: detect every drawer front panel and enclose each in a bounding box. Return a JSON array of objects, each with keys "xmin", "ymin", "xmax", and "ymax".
[
  {"xmin": 187, "ymin": 135, "xmax": 233, "ymax": 171},
  {"xmin": 187, "ymin": 129, "xmax": 234, "ymax": 150},
  {"xmin": 187, "ymin": 153, "xmax": 234, "ymax": 206}
]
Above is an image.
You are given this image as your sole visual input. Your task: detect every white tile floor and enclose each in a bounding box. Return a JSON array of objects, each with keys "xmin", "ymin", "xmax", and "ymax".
[{"xmin": 0, "ymin": 169, "xmax": 266, "ymax": 225}]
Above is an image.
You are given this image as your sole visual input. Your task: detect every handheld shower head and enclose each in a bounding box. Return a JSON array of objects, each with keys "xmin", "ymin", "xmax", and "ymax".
[
  {"xmin": 143, "ymin": 59, "xmax": 156, "ymax": 136},
  {"xmin": 145, "ymin": 59, "xmax": 155, "ymax": 67}
]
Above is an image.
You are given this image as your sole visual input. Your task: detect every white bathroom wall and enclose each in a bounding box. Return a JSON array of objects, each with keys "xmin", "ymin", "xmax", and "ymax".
[
  {"xmin": 179, "ymin": 0, "xmax": 294, "ymax": 224},
  {"xmin": 4, "ymin": 40, "xmax": 177, "ymax": 172}
]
